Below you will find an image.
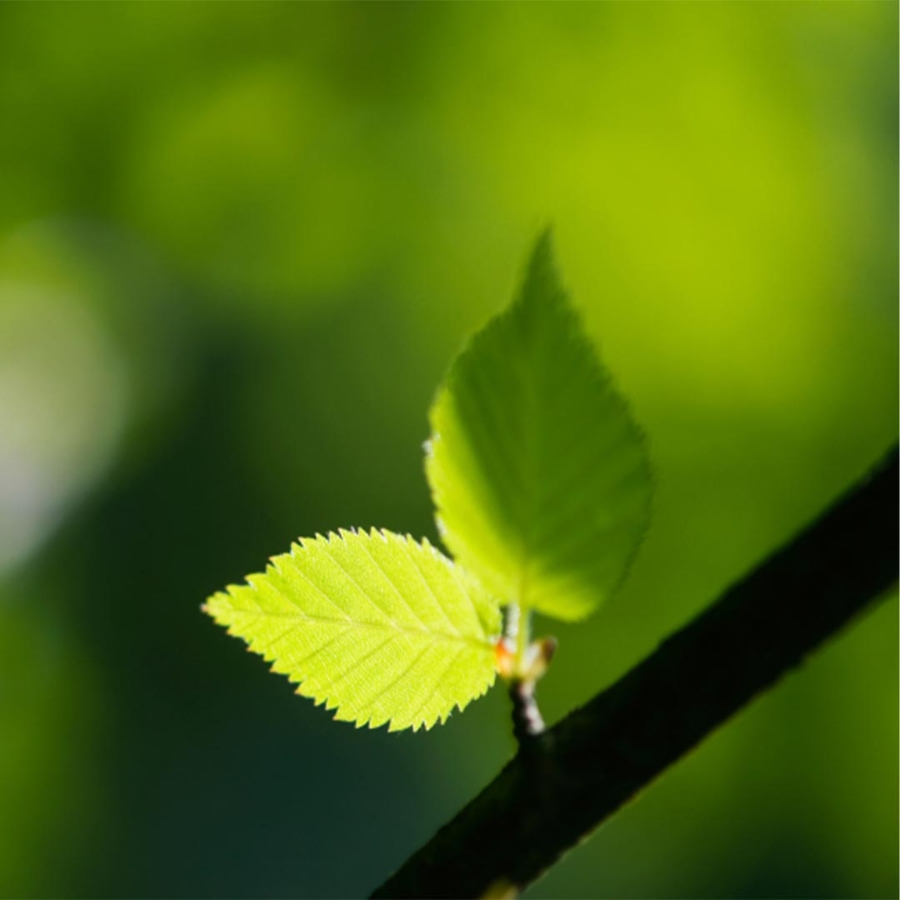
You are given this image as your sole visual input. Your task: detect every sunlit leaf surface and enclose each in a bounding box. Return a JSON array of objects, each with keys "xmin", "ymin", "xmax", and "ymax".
[
  {"xmin": 204, "ymin": 529, "xmax": 501, "ymax": 731},
  {"xmin": 426, "ymin": 232, "xmax": 653, "ymax": 621}
]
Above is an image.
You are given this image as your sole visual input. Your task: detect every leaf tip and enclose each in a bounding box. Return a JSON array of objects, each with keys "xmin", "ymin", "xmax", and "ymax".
[
  {"xmin": 529, "ymin": 224, "xmax": 557, "ymax": 272},
  {"xmin": 513, "ymin": 225, "xmax": 568, "ymax": 316},
  {"xmin": 202, "ymin": 591, "xmax": 230, "ymax": 620},
  {"xmin": 532, "ymin": 223, "xmax": 555, "ymax": 256}
]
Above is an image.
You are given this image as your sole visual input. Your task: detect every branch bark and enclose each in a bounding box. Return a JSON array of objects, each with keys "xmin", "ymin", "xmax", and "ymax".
[{"xmin": 372, "ymin": 446, "xmax": 898, "ymax": 900}]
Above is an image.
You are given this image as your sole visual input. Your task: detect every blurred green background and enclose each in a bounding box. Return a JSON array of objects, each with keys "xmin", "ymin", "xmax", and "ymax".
[{"xmin": 0, "ymin": 3, "xmax": 896, "ymax": 898}]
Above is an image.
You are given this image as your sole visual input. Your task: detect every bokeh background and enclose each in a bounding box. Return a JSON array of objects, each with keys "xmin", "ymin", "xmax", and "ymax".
[{"xmin": 0, "ymin": 3, "xmax": 896, "ymax": 898}]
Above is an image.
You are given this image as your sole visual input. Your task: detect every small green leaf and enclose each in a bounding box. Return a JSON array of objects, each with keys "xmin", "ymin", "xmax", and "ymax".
[
  {"xmin": 426, "ymin": 232, "xmax": 652, "ymax": 621},
  {"xmin": 203, "ymin": 529, "xmax": 501, "ymax": 732}
]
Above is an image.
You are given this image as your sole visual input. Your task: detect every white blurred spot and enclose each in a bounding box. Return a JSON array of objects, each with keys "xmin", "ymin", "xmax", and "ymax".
[{"xmin": 0, "ymin": 285, "xmax": 128, "ymax": 578}]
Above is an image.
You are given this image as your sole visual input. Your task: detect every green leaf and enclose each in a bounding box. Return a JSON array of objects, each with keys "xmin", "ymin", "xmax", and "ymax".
[
  {"xmin": 203, "ymin": 529, "xmax": 501, "ymax": 732},
  {"xmin": 426, "ymin": 231, "xmax": 652, "ymax": 621}
]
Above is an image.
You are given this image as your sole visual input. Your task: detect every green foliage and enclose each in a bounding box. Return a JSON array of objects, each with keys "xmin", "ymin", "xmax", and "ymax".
[
  {"xmin": 206, "ymin": 233, "xmax": 652, "ymax": 727},
  {"xmin": 204, "ymin": 529, "xmax": 500, "ymax": 731},
  {"xmin": 426, "ymin": 232, "xmax": 652, "ymax": 621}
]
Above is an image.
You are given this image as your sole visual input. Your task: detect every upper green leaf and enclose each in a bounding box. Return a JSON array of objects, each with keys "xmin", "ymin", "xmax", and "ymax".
[
  {"xmin": 426, "ymin": 232, "xmax": 652, "ymax": 621},
  {"xmin": 203, "ymin": 529, "xmax": 501, "ymax": 732}
]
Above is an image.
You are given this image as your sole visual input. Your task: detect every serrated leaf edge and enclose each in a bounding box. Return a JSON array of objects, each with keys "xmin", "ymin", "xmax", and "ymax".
[{"xmin": 203, "ymin": 528, "xmax": 501, "ymax": 732}]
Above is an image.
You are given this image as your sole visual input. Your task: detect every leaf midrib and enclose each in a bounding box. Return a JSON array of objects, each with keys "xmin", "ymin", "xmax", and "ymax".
[
  {"xmin": 215, "ymin": 605, "xmax": 492, "ymax": 649},
  {"xmin": 513, "ymin": 302, "xmax": 542, "ymax": 607}
]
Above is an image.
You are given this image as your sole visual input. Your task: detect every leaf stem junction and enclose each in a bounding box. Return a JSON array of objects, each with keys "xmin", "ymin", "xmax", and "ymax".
[{"xmin": 498, "ymin": 603, "xmax": 556, "ymax": 745}]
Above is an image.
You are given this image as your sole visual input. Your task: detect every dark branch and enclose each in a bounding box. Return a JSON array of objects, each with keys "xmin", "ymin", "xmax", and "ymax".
[{"xmin": 372, "ymin": 447, "xmax": 899, "ymax": 900}]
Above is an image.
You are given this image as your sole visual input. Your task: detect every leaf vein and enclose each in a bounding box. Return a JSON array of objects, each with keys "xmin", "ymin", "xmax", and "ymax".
[
  {"xmin": 354, "ymin": 535, "xmax": 433, "ymax": 632},
  {"xmin": 395, "ymin": 538, "xmax": 464, "ymax": 637},
  {"xmin": 317, "ymin": 538, "xmax": 399, "ymax": 626},
  {"xmin": 352, "ymin": 641, "xmax": 436, "ymax": 723},
  {"xmin": 276, "ymin": 558, "xmax": 354, "ymax": 623},
  {"xmin": 405, "ymin": 643, "xmax": 469, "ymax": 727},
  {"xmin": 225, "ymin": 607, "xmax": 488, "ymax": 648}
]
